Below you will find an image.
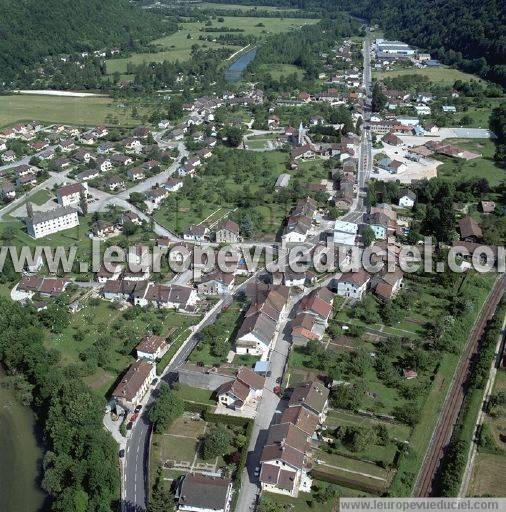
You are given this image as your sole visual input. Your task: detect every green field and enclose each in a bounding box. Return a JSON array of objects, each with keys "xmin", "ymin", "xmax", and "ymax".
[
  {"xmin": 261, "ymin": 491, "xmax": 338, "ymax": 512},
  {"xmin": 52, "ymin": 298, "xmax": 199, "ymax": 396},
  {"xmin": 258, "ymin": 63, "xmax": 304, "ymax": 80},
  {"xmin": 28, "ymin": 189, "xmax": 54, "ymax": 206},
  {"xmin": 326, "ymin": 409, "xmax": 412, "ymax": 442},
  {"xmin": 172, "ymin": 384, "xmax": 215, "ymax": 405},
  {"xmin": 373, "ymin": 66, "xmax": 483, "ymax": 86},
  {"xmin": 0, "ymin": 95, "xmax": 137, "ymax": 128},
  {"xmin": 0, "ymin": 378, "xmax": 46, "ymax": 512},
  {"xmin": 153, "ymin": 150, "xmax": 292, "ymax": 239},
  {"xmin": 197, "ymin": 2, "xmax": 302, "ymax": 12},
  {"xmin": 189, "ymin": 299, "xmax": 245, "ymax": 365},
  {"xmin": 435, "ymin": 139, "xmax": 504, "ymax": 186},
  {"xmin": 468, "ymin": 452, "xmax": 506, "ymax": 497},
  {"xmin": 106, "ymin": 16, "xmax": 318, "ymax": 74}
]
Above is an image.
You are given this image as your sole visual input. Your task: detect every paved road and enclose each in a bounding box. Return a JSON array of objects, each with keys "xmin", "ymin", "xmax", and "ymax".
[
  {"xmin": 86, "ymin": 142, "xmax": 187, "ymax": 241},
  {"xmin": 234, "ymin": 32, "xmax": 374, "ymax": 512},
  {"xmin": 341, "ymin": 35, "xmax": 372, "ymax": 225},
  {"xmin": 122, "ymin": 33, "xmax": 375, "ymax": 512},
  {"xmin": 122, "ymin": 298, "xmax": 230, "ymax": 510},
  {"xmin": 0, "ymin": 168, "xmax": 72, "ymax": 221}
]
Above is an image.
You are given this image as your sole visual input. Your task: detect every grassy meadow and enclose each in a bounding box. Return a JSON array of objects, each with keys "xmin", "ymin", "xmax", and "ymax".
[
  {"xmin": 0, "ymin": 94, "xmax": 137, "ymax": 128},
  {"xmin": 372, "ymin": 66, "xmax": 483, "ymax": 86},
  {"xmin": 106, "ymin": 15, "xmax": 319, "ymax": 74}
]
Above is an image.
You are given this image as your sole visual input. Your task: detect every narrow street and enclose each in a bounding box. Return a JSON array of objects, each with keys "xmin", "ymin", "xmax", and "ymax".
[{"xmin": 234, "ymin": 31, "xmax": 373, "ymax": 512}]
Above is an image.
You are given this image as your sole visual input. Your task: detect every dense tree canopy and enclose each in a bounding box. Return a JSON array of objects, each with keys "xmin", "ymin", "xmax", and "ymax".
[
  {"xmin": 337, "ymin": 0, "xmax": 506, "ymax": 86},
  {"xmin": 0, "ymin": 0, "xmax": 167, "ymax": 83},
  {"xmin": 0, "ymin": 297, "xmax": 119, "ymax": 511}
]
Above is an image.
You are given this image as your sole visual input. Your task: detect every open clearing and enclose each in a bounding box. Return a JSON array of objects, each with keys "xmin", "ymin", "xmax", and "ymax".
[
  {"xmin": 435, "ymin": 139, "xmax": 504, "ymax": 186},
  {"xmin": 197, "ymin": 2, "xmax": 302, "ymax": 12},
  {"xmin": 373, "ymin": 66, "xmax": 483, "ymax": 86},
  {"xmin": 0, "ymin": 95, "xmax": 136, "ymax": 128},
  {"xmin": 106, "ymin": 16, "xmax": 318, "ymax": 74},
  {"xmin": 468, "ymin": 452, "xmax": 506, "ymax": 497}
]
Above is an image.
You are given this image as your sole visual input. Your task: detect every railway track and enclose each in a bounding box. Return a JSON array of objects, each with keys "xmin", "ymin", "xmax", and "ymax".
[{"xmin": 413, "ymin": 275, "xmax": 506, "ymax": 497}]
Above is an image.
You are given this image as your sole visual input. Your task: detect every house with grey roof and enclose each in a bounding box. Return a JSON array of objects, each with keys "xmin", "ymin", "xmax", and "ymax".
[{"xmin": 25, "ymin": 205, "xmax": 79, "ymax": 239}]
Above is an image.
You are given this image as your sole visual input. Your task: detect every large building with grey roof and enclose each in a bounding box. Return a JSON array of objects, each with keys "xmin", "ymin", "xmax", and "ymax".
[{"xmin": 25, "ymin": 205, "xmax": 79, "ymax": 239}]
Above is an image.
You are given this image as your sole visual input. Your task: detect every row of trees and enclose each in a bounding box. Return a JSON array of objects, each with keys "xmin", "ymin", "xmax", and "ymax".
[{"xmin": 0, "ymin": 297, "xmax": 120, "ymax": 510}]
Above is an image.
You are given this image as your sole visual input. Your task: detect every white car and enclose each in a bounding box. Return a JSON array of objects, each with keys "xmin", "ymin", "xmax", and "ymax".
[{"xmin": 254, "ymin": 466, "xmax": 260, "ymax": 477}]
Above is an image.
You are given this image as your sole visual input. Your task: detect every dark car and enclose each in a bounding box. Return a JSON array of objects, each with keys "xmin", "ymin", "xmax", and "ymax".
[
  {"xmin": 151, "ymin": 378, "xmax": 158, "ymax": 386},
  {"xmin": 275, "ymin": 377, "xmax": 282, "ymax": 384},
  {"xmin": 134, "ymin": 405, "xmax": 142, "ymax": 413},
  {"xmin": 126, "ymin": 421, "xmax": 133, "ymax": 430},
  {"xmin": 119, "ymin": 449, "xmax": 125, "ymax": 458}
]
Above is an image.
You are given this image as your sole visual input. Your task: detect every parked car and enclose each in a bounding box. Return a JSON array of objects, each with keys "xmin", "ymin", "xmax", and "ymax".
[
  {"xmin": 131, "ymin": 413, "xmax": 139, "ymax": 422},
  {"xmin": 254, "ymin": 466, "xmax": 260, "ymax": 477},
  {"xmin": 119, "ymin": 449, "xmax": 125, "ymax": 458},
  {"xmin": 151, "ymin": 378, "xmax": 158, "ymax": 385},
  {"xmin": 126, "ymin": 422, "xmax": 133, "ymax": 430},
  {"xmin": 134, "ymin": 405, "xmax": 142, "ymax": 413}
]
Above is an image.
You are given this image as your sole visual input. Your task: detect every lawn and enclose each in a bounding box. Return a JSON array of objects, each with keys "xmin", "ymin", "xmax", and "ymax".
[
  {"xmin": 28, "ymin": 189, "xmax": 54, "ymax": 206},
  {"xmin": 106, "ymin": 16, "xmax": 318, "ymax": 74},
  {"xmin": 325, "ymin": 409, "xmax": 411, "ymax": 442},
  {"xmin": 172, "ymin": 384, "xmax": 215, "ymax": 405},
  {"xmin": 49, "ymin": 298, "xmax": 199, "ymax": 397},
  {"xmin": 434, "ymin": 139, "xmax": 504, "ymax": 187},
  {"xmin": 258, "ymin": 63, "xmax": 304, "ymax": 80},
  {"xmin": 314, "ymin": 451, "xmax": 390, "ymax": 480},
  {"xmin": 373, "ymin": 66, "xmax": 483, "ymax": 86},
  {"xmin": 189, "ymin": 299, "xmax": 245, "ymax": 365},
  {"xmin": 0, "ymin": 95, "xmax": 137, "ymax": 128},
  {"xmin": 150, "ymin": 413, "xmax": 249, "ymax": 492},
  {"xmin": 261, "ymin": 491, "xmax": 338, "ymax": 512}
]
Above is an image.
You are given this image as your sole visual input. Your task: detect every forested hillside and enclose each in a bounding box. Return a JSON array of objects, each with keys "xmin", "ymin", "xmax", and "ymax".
[
  {"xmin": 336, "ymin": 0, "xmax": 506, "ymax": 86},
  {"xmin": 206, "ymin": 0, "xmax": 506, "ymax": 86},
  {"xmin": 248, "ymin": 17, "xmax": 359, "ymax": 78},
  {"xmin": 0, "ymin": 0, "xmax": 168, "ymax": 83}
]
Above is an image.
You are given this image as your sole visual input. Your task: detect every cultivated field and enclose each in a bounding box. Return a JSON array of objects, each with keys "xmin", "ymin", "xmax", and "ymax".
[
  {"xmin": 0, "ymin": 95, "xmax": 137, "ymax": 128},
  {"xmin": 197, "ymin": 2, "xmax": 302, "ymax": 12}
]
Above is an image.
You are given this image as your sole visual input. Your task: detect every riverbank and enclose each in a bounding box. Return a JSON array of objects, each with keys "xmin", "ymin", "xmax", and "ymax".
[{"xmin": 0, "ymin": 378, "xmax": 46, "ymax": 512}]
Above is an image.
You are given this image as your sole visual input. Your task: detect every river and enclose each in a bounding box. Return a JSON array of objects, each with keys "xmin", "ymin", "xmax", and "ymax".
[
  {"xmin": 224, "ymin": 47, "xmax": 257, "ymax": 82},
  {"xmin": 0, "ymin": 381, "xmax": 46, "ymax": 512}
]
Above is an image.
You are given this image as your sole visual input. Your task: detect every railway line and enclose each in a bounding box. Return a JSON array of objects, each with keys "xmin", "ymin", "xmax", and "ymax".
[{"xmin": 413, "ymin": 275, "xmax": 506, "ymax": 496}]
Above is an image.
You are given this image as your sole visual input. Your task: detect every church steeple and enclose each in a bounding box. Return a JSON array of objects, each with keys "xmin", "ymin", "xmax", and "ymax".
[{"xmin": 298, "ymin": 122, "xmax": 305, "ymax": 146}]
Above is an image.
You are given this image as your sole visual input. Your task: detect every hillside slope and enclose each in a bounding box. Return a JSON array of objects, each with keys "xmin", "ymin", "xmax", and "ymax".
[
  {"xmin": 336, "ymin": 0, "xmax": 506, "ymax": 86},
  {"xmin": 0, "ymin": 0, "xmax": 167, "ymax": 83}
]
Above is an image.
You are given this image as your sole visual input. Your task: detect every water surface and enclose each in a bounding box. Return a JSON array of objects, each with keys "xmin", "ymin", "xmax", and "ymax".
[
  {"xmin": 0, "ymin": 381, "xmax": 46, "ymax": 512},
  {"xmin": 224, "ymin": 48, "xmax": 257, "ymax": 82}
]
